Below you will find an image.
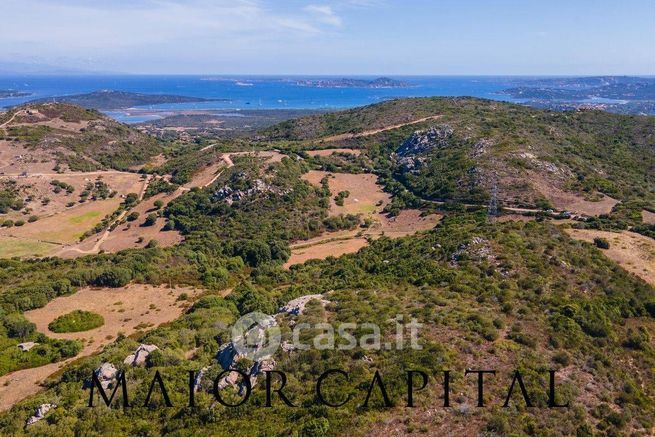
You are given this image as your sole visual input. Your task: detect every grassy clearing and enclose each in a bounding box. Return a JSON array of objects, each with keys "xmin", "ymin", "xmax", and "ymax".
[
  {"xmin": 0, "ymin": 238, "xmax": 57, "ymax": 258},
  {"xmin": 67, "ymin": 210, "xmax": 102, "ymax": 225}
]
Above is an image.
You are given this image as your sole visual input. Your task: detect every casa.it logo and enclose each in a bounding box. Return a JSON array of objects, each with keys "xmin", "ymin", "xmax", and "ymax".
[{"xmin": 231, "ymin": 311, "xmax": 281, "ymax": 360}]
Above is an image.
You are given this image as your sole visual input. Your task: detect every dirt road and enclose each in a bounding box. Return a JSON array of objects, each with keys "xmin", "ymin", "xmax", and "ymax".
[{"xmin": 321, "ymin": 115, "xmax": 442, "ymax": 142}]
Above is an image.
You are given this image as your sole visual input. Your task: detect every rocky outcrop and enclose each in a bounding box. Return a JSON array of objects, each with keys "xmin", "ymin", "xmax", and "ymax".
[
  {"xmin": 123, "ymin": 344, "xmax": 159, "ymax": 367},
  {"xmin": 193, "ymin": 367, "xmax": 210, "ymax": 392},
  {"xmin": 278, "ymin": 294, "xmax": 329, "ymax": 316},
  {"xmin": 394, "ymin": 125, "xmax": 454, "ymax": 171},
  {"xmin": 213, "ymin": 294, "xmax": 331, "ymax": 395},
  {"xmin": 94, "ymin": 362, "xmax": 119, "ymax": 389},
  {"xmin": 17, "ymin": 342, "xmax": 38, "ymax": 352},
  {"xmin": 396, "ymin": 125, "xmax": 454, "ymax": 157},
  {"xmin": 213, "ymin": 179, "xmax": 280, "ymax": 204},
  {"xmin": 26, "ymin": 403, "xmax": 56, "ymax": 427}
]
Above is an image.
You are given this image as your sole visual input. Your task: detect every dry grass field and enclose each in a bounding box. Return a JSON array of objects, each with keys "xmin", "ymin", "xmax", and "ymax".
[
  {"xmin": 566, "ymin": 229, "xmax": 655, "ymax": 286},
  {"xmin": 0, "ymin": 284, "xmax": 199, "ymax": 412},
  {"xmin": 287, "ymin": 171, "xmax": 440, "ymax": 267}
]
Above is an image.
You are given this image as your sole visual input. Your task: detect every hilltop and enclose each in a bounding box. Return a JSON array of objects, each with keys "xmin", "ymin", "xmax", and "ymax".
[{"xmin": 0, "ymin": 102, "xmax": 162, "ymax": 171}]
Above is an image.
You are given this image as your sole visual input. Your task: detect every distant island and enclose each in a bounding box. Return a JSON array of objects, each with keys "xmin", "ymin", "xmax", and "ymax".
[
  {"xmin": 0, "ymin": 89, "xmax": 32, "ymax": 98},
  {"xmin": 28, "ymin": 90, "xmax": 227, "ymax": 110},
  {"xmin": 295, "ymin": 77, "xmax": 412, "ymax": 88}
]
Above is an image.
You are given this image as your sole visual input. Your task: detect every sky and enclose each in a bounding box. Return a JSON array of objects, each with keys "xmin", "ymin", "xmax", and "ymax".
[{"xmin": 1, "ymin": 0, "xmax": 654, "ymax": 75}]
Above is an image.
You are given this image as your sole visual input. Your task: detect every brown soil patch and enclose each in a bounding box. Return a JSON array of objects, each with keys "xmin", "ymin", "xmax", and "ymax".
[
  {"xmin": 284, "ymin": 210, "xmax": 441, "ymax": 268},
  {"xmin": 285, "ymin": 237, "xmax": 368, "ymax": 268},
  {"xmin": 566, "ymin": 229, "xmax": 655, "ymax": 286},
  {"xmin": 227, "ymin": 150, "xmax": 286, "ymax": 163},
  {"xmin": 95, "ymin": 192, "xmax": 184, "ymax": 252},
  {"xmin": 0, "ymin": 284, "xmax": 198, "ymax": 411},
  {"xmin": 289, "ymin": 171, "xmax": 440, "ymax": 267},
  {"xmin": 642, "ymin": 210, "xmax": 655, "ymax": 225},
  {"xmin": 183, "ymin": 158, "xmax": 228, "ymax": 189},
  {"xmin": 302, "ymin": 170, "xmax": 390, "ymax": 217},
  {"xmin": 378, "ymin": 209, "xmax": 441, "ymax": 238},
  {"xmin": 306, "ymin": 148, "xmax": 361, "ymax": 157},
  {"xmin": 0, "ymin": 171, "xmax": 143, "ymax": 221},
  {"xmin": 530, "ymin": 173, "xmax": 618, "ymax": 216},
  {"xmin": 0, "ymin": 141, "xmax": 59, "ymax": 174}
]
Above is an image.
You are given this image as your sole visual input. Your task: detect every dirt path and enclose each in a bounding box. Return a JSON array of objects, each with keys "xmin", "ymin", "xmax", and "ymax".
[
  {"xmin": 58, "ymin": 154, "xmax": 233, "ymax": 256},
  {"xmin": 306, "ymin": 148, "xmax": 361, "ymax": 157},
  {"xmin": 321, "ymin": 115, "xmax": 442, "ymax": 142},
  {"xmin": 0, "ymin": 284, "xmax": 198, "ymax": 412},
  {"xmin": 57, "ymin": 175, "xmax": 152, "ymax": 256},
  {"xmin": 0, "ymin": 110, "xmax": 19, "ymax": 135},
  {"xmin": 0, "ymin": 170, "xmax": 134, "ymax": 178}
]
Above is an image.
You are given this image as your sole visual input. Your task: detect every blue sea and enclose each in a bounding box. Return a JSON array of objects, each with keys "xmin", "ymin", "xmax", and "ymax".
[{"xmin": 0, "ymin": 75, "xmax": 531, "ymax": 123}]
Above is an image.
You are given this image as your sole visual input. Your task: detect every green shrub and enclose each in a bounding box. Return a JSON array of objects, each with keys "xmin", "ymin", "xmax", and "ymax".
[
  {"xmin": 2, "ymin": 313, "xmax": 36, "ymax": 338},
  {"xmin": 594, "ymin": 237, "xmax": 610, "ymax": 249},
  {"xmin": 144, "ymin": 213, "xmax": 157, "ymax": 226},
  {"xmin": 48, "ymin": 310, "xmax": 104, "ymax": 333},
  {"xmin": 93, "ymin": 267, "xmax": 132, "ymax": 287}
]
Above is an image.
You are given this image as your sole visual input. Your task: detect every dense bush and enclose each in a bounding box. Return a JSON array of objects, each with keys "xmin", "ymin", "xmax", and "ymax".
[{"xmin": 48, "ymin": 310, "xmax": 104, "ymax": 333}]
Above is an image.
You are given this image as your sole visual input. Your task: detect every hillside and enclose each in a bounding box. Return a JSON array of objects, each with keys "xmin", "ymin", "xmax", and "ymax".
[
  {"xmin": 266, "ymin": 97, "xmax": 655, "ymax": 215},
  {"xmin": 0, "ymin": 102, "xmax": 163, "ymax": 171},
  {"xmin": 0, "ymin": 98, "xmax": 652, "ymax": 436}
]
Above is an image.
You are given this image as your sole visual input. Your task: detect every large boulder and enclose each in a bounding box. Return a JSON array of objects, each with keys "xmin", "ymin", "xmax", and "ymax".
[
  {"xmin": 17, "ymin": 342, "xmax": 38, "ymax": 352},
  {"xmin": 123, "ymin": 344, "xmax": 159, "ymax": 367},
  {"xmin": 26, "ymin": 403, "xmax": 56, "ymax": 427},
  {"xmin": 278, "ymin": 294, "xmax": 329, "ymax": 316},
  {"xmin": 93, "ymin": 362, "xmax": 118, "ymax": 389}
]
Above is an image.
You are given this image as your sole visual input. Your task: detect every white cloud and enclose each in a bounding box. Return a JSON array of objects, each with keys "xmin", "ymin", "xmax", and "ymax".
[{"xmin": 304, "ymin": 5, "xmax": 343, "ymax": 27}]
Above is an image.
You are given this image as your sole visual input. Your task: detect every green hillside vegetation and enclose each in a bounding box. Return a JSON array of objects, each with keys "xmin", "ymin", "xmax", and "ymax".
[
  {"xmin": 0, "ymin": 180, "xmax": 24, "ymax": 214},
  {"xmin": 269, "ymin": 97, "xmax": 655, "ymax": 211},
  {"xmin": 0, "ymin": 99, "xmax": 653, "ymax": 435},
  {"xmin": 0, "ymin": 103, "xmax": 163, "ymax": 170}
]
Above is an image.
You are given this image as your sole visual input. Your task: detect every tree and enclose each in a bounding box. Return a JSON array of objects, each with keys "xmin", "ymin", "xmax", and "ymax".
[
  {"xmin": 153, "ymin": 199, "xmax": 164, "ymax": 210},
  {"xmin": 2, "ymin": 313, "xmax": 36, "ymax": 338},
  {"xmin": 127, "ymin": 211, "xmax": 140, "ymax": 222},
  {"xmin": 594, "ymin": 237, "xmax": 610, "ymax": 249},
  {"xmin": 143, "ymin": 213, "xmax": 157, "ymax": 226},
  {"xmin": 124, "ymin": 193, "xmax": 139, "ymax": 207},
  {"xmin": 93, "ymin": 268, "xmax": 132, "ymax": 288}
]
